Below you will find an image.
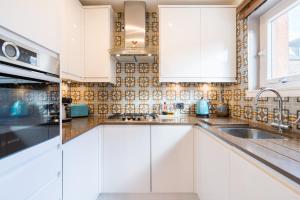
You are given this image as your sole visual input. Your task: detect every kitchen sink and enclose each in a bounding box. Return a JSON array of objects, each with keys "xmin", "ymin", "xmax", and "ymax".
[{"xmin": 219, "ymin": 127, "xmax": 285, "ymax": 139}]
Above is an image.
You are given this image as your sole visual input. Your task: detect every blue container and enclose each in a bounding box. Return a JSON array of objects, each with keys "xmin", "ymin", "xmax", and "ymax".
[
  {"xmin": 196, "ymin": 98, "xmax": 210, "ymax": 118},
  {"xmin": 70, "ymin": 104, "xmax": 89, "ymax": 118}
]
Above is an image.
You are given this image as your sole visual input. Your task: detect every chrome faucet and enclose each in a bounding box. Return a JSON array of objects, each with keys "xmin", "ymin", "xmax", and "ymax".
[{"xmin": 255, "ymin": 88, "xmax": 290, "ymax": 133}]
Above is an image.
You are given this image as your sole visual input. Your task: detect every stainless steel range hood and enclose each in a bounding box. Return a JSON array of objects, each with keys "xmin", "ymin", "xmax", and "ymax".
[{"xmin": 110, "ymin": 1, "xmax": 157, "ymax": 63}]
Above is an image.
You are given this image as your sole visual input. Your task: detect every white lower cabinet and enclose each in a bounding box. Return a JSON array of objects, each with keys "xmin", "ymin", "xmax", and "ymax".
[
  {"xmin": 230, "ymin": 151, "xmax": 300, "ymax": 200},
  {"xmin": 0, "ymin": 137, "xmax": 62, "ymax": 200},
  {"xmin": 196, "ymin": 127, "xmax": 230, "ymax": 200},
  {"xmin": 103, "ymin": 125, "xmax": 151, "ymax": 193},
  {"xmin": 63, "ymin": 127, "xmax": 100, "ymax": 200},
  {"xmin": 196, "ymin": 127, "xmax": 300, "ymax": 200},
  {"xmin": 151, "ymin": 125, "xmax": 194, "ymax": 193}
]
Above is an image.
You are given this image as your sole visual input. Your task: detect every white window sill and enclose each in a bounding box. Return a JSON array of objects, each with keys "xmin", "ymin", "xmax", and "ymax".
[{"xmin": 246, "ymin": 88, "xmax": 300, "ymax": 97}]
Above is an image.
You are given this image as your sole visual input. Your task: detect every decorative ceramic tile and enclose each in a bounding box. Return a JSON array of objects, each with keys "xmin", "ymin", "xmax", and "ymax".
[
  {"xmin": 88, "ymin": 104, "xmax": 94, "ymax": 114},
  {"xmin": 166, "ymin": 90, "xmax": 176, "ymax": 100},
  {"xmin": 152, "ymin": 63, "xmax": 159, "ymax": 73},
  {"xmin": 244, "ymin": 106, "xmax": 253, "ymax": 119},
  {"xmin": 84, "ymin": 91, "xmax": 94, "ymax": 101},
  {"xmin": 233, "ymin": 105, "xmax": 241, "ymax": 117},
  {"xmin": 152, "ymin": 22, "xmax": 158, "ymax": 32},
  {"xmin": 234, "ymin": 89, "xmax": 241, "ymax": 101},
  {"xmin": 125, "ymin": 90, "xmax": 135, "ymax": 101},
  {"xmin": 111, "ymin": 90, "xmax": 122, "ymax": 101},
  {"xmin": 116, "ymin": 63, "xmax": 122, "ymax": 73},
  {"xmin": 139, "ymin": 77, "xmax": 149, "ymax": 87},
  {"xmin": 98, "ymin": 91, "xmax": 108, "ymax": 101},
  {"xmin": 152, "ymin": 104, "xmax": 161, "ymax": 113},
  {"xmin": 139, "ymin": 104, "xmax": 149, "ymax": 113},
  {"xmin": 139, "ymin": 63, "xmax": 150, "ymax": 73},
  {"xmin": 152, "ymin": 77, "xmax": 160, "ymax": 87},
  {"xmin": 125, "ymin": 77, "xmax": 135, "ymax": 87},
  {"xmin": 125, "ymin": 104, "xmax": 135, "ymax": 113},
  {"xmin": 208, "ymin": 91, "xmax": 217, "ymax": 100},
  {"xmin": 112, "ymin": 104, "xmax": 122, "ymax": 114},
  {"xmin": 153, "ymin": 90, "xmax": 162, "ymax": 100},
  {"xmin": 139, "ymin": 90, "xmax": 149, "ymax": 100},
  {"xmin": 273, "ymin": 108, "xmax": 289, "ymax": 125},
  {"xmin": 256, "ymin": 107, "xmax": 268, "ymax": 123},
  {"xmin": 224, "ymin": 90, "xmax": 232, "ymax": 101},
  {"xmin": 98, "ymin": 104, "xmax": 108, "ymax": 114},
  {"xmin": 194, "ymin": 90, "xmax": 203, "ymax": 100},
  {"xmin": 180, "ymin": 90, "xmax": 190, "ymax": 100},
  {"xmin": 125, "ymin": 63, "xmax": 135, "ymax": 73},
  {"xmin": 274, "ymin": 97, "xmax": 289, "ymax": 102},
  {"xmin": 115, "ymin": 77, "xmax": 122, "ymax": 87}
]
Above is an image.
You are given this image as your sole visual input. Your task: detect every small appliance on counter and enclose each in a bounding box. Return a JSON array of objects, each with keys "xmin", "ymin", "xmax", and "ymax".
[
  {"xmin": 62, "ymin": 97, "xmax": 72, "ymax": 123},
  {"xmin": 196, "ymin": 97, "xmax": 210, "ymax": 118},
  {"xmin": 216, "ymin": 95, "xmax": 229, "ymax": 117},
  {"xmin": 70, "ymin": 103, "xmax": 89, "ymax": 118}
]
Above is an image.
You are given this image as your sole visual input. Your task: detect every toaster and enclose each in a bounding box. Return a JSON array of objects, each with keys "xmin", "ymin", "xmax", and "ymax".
[{"xmin": 70, "ymin": 104, "xmax": 89, "ymax": 118}]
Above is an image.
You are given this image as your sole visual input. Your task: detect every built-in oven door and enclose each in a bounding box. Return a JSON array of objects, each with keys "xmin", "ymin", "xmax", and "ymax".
[{"xmin": 0, "ymin": 65, "xmax": 60, "ymax": 159}]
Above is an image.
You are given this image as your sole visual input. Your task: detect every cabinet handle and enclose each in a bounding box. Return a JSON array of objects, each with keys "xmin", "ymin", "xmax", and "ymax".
[{"xmin": 57, "ymin": 144, "xmax": 61, "ymax": 150}]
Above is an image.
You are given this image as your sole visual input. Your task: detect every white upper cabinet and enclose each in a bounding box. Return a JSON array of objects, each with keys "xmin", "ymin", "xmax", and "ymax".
[
  {"xmin": 0, "ymin": 0, "xmax": 61, "ymax": 53},
  {"xmin": 159, "ymin": 6, "xmax": 236, "ymax": 82},
  {"xmin": 151, "ymin": 125, "xmax": 194, "ymax": 193},
  {"xmin": 200, "ymin": 7, "xmax": 236, "ymax": 81},
  {"xmin": 159, "ymin": 7, "xmax": 201, "ymax": 82},
  {"xmin": 84, "ymin": 6, "xmax": 116, "ymax": 84},
  {"xmin": 61, "ymin": 0, "xmax": 85, "ymax": 81}
]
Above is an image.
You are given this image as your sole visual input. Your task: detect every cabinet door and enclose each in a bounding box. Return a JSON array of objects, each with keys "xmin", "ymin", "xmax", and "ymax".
[
  {"xmin": 230, "ymin": 151, "xmax": 300, "ymax": 200},
  {"xmin": 0, "ymin": 0, "xmax": 61, "ymax": 53},
  {"xmin": 63, "ymin": 127, "xmax": 99, "ymax": 200},
  {"xmin": 0, "ymin": 138, "xmax": 62, "ymax": 200},
  {"xmin": 61, "ymin": 0, "xmax": 84, "ymax": 80},
  {"xmin": 84, "ymin": 7, "xmax": 115, "ymax": 82},
  {"xmin": 197, "ymin": 128, "xmax": 230, "ymax": 200},
  {"xmin": 200, "ymin": 8, "xmax": 236, "ymax": 80},
  {"xmin": 159, "ymin": 7, "xmax": 201, "ymax": 81},
  {"xmin": 151, "ymin": 125, "xmax": 194, "ymax": 193},
  {"xmin": 27, "ymin": 176, "xmax": 61, "ymax": 200},
  {"xmin": 103, "ymin": 125, "xmax": 151, "ymax": 193}
]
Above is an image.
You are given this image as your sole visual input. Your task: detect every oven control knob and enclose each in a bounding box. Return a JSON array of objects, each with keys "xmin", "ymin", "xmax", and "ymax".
[{"xmin": 2, "ymin": 41, "xmax": 20, "ymax": 60}]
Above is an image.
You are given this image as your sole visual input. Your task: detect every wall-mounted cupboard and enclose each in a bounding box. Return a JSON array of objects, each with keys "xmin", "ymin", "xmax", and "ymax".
[
  {"xmin": 159, "ymin": 5, "xmax": 236, "ymax": 82},
  {"xmin": 61, "ymin": 4, "xmax": 115, "ymax": 84}
]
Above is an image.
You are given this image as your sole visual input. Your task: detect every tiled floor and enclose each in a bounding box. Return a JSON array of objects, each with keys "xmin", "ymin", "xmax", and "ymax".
[{"xmin": 97, "ymin": 193, "xmax": 199, "ymax": 200}]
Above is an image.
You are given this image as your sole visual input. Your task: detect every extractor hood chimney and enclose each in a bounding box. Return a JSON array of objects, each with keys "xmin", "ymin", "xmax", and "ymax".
[{"xmin": 110, "ymin": 1, "xmax": 157, "ymax": 63}]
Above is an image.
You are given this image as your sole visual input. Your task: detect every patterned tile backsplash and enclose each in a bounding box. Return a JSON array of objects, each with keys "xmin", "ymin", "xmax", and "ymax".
[
  {"xmin": 62, "ymin": 65, "xmax": 223, "ymax": 116},
  {"xmin": 62, "ymin": 12, "xmax": 300, "ymax": 133}
]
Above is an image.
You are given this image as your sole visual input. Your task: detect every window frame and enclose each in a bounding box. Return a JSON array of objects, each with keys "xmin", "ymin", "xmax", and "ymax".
[{"xmin": 259, "ymin": 0, "xmax": 300, "ymax": 90}]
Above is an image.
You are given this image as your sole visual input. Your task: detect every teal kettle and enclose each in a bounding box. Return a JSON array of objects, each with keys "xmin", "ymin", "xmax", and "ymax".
[{"xmin": 196, "ymin": 97, "xmax": 210, "ymax": 118}]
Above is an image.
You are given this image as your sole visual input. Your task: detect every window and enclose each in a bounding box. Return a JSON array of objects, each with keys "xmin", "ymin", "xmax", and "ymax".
[{"xmin": 260, "ymin": 0, "xmax": 300, "ymax": 90}]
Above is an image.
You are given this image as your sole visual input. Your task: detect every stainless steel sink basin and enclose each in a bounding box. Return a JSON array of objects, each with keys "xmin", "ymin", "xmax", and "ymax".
[{"xmin": 219, "ymin": 127, "xmax": 285, "ymax": 139}]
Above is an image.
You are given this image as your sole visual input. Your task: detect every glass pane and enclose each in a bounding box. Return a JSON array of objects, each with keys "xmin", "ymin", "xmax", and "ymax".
[
  {"xmin": 271, "ymin": 3, "xmax": 300, "ymax": 79},
  {"xmin": 0, "ymin": 74, "xmax": 59, "ymax": 158}
]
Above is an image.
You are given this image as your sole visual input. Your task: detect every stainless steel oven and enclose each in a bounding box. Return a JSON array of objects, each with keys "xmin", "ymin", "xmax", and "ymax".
[{"xmin": 0, "ymin": 27, "xmax": 60, "ymax": 159}]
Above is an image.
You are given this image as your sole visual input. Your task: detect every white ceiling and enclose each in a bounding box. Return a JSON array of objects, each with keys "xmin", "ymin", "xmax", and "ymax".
[{"xmin": 80, "ymin": 0, "xmax": 238, "ymax": 11}]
